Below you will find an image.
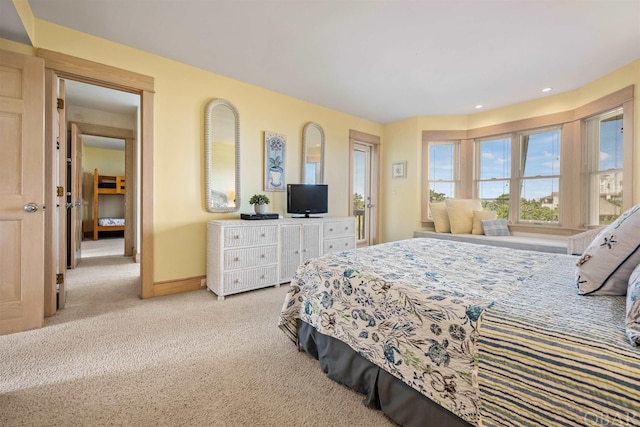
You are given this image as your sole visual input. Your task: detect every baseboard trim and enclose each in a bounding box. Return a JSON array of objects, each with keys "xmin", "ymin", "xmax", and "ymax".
[{"xmin": 151, "ymin": 275, "xmax": 206, "ymax": 297}]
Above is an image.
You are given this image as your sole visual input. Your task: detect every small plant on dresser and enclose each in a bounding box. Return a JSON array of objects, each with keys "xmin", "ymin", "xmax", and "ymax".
[{"xmin": 249, "ymin": 194, "xmax": 270, "ymax": 214}]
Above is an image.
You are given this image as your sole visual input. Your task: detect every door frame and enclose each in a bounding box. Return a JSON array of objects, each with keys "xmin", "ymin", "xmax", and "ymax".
[
  {"xmin": 38, "ymin": 49, "xmax": 155, "ymax": 312},
  {"xmin": 72, "ymin": 122, "xmax": 135, "ymax": 257},
  {"xmin": 348, "ymin": 129, "xmax": 380, "ymax": 247}
]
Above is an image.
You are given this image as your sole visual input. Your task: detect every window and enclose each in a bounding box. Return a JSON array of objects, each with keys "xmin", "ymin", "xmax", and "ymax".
[
  {"xmin": 421, "ymin": 87, "xmax": 633, "ymax": 232},
  {"xmin": 476, "ymin": 136, "xmax": 511, "ymax": 219},
  {"xmin": 518, "ymin": 128, "xmax": 561, "ymax": 223},
  {"xmin": 427, "ymin": 141, "xmax": 459, "ymax": 204},
  {"xmin": 585, "ymin": 108, "xmax": 624, "ymax": 225}
]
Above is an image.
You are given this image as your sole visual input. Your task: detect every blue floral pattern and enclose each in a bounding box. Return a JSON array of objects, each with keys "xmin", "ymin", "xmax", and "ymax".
[
  {"xmin": 627, "ymin": 264, "xmax": 640, "ymax": 345},
  {"xmin": 278, "ymin": 238, "xmax": 561, "ymax": 424}
]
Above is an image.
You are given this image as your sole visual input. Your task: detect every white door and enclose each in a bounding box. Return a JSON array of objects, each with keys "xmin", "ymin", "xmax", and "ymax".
[
  {"xmin": 68, "ymin": 122, "xmax": 82, "ymax": 267},
  {"xmin": 353, "ymin": 142, "xmax": 374, "ymax": 247},
  {"xmin": 0, "ymin": 49, "xmax": 45, "ymax": 335}
]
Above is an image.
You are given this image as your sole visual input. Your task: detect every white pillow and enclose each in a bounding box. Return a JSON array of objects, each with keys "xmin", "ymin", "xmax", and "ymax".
[
  {"xmin": 576, "ymin": 205, "xmax": 640, "ymax": 295},
  {"xmin": 472, "ymin": 210, "xmax": 497, "ymax": 235},
  {"xmin": 445, "ymin": 199, "xmax": 482, "ymax": 234},
  {"xmin": 430, "ymin": 202, "xmax": 450, "ymax": 233}
]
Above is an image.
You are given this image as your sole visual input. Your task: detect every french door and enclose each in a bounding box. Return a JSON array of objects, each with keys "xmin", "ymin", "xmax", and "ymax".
[{"xmin": 352, "ymin": 140, "xmax": 378, "ymax": 247}]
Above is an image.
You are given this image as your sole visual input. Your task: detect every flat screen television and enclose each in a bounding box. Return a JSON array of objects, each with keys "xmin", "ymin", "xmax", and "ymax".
[{"xmin": 287, "ymin": 184, "xmax": 328, "ymax": 218}]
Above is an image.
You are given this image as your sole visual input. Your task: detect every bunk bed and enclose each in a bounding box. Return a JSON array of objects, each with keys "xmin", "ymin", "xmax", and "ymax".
[{"xmin": 93, "ymin": 168, "xmax": 125, "ymax": 240}]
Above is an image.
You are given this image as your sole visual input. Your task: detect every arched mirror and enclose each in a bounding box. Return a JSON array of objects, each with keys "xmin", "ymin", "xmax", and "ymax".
[
  {"xmin": 301, "ymin": 122, "xmax": 325, "ymax": 184},
  {"xmin": 205, "ymin": 99, "xmax": 240, "ymax": 213}
]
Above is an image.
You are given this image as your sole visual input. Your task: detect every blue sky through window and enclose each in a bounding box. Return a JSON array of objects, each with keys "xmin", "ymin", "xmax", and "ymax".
[
  {"xmin": 478, "ymin": 130, "xmax": 560, "ymax": 201},
  {"xmin": 600, "ymin": 118, "xmax": 623, "ymax": 170}
]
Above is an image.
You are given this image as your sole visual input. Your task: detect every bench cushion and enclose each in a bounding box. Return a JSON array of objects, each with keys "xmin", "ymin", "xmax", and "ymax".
[{"xmin": 413, "ymin": 230, "xmax": 567, "ymax": 254}]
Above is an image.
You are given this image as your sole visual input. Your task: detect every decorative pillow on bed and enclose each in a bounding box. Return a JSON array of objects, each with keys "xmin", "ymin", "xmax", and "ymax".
[
  {"xmin": 481, "ymin": 219, "xmax": 510, "ymax": 236},
  {"xmin": 576, "ymin": 205, "xmax": 640, "ymax": 296},
  {"xmin": 445, "ymin": 199, "xmax": 482, "ymax": 234},
  {"xmin": 430, "ymin": 202, "xmax": 451, "ymax": 233},
  {"xmin": 626, "ymin": 264, "xmax": 640, "ymax": 346},
  {"xmin": 472, "ymin": 210, "xmax": 497, "ymax": 235}
]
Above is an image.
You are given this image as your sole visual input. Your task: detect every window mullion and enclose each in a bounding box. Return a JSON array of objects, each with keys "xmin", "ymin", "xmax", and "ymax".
[{"xmin": 510, "ymin": 132, "xmax": 520, "ymax": 223}]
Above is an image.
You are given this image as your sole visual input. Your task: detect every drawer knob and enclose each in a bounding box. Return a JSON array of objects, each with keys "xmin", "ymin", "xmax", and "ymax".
[
  {"xmin": 345, "ymin": 226, "xmax": 349, "ymax": 230},
  {"xmin": 260, "ymin": 254, "xmax": 266, "ymax": 258},
  {"xmin": 329, "ymin": 245, "xmax": 333, "ymax": 249},
  {"xmin": 294, "ymin": 250, "xmax": 299, "ymax": 254},
  {"xmin": 234, "ymin": 257, "xmax": 240, "ymax": 262},
  {"xmin": 345, "ymin": 242, "xmax": 349, "ymax": 246},
  {"xmin": 234, "ymin": 235, "xmax": 239, "ymax": 239},
  {"xmin": 261, "ymin": 274, "xmax": 265, "ymax": 279},
  {"xmin": 234, "ymin": 279, "xmax": 240, "ymax": 284},
  {"xmin": 329, "ymin": 228, "xmax": 334, "ymax": 231},
  {"xmin": 261, "ymin": 233, "xmax": 266, "ymax": 237}
]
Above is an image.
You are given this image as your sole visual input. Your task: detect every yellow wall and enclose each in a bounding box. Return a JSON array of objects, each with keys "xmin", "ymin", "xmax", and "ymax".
[
  {"xmin": 381, "ymin": 58, "xmax": 640, "ymax": 243},
  {"xmin": 2, "ymin": 19, "xmax": 382, "ymax": 283}
]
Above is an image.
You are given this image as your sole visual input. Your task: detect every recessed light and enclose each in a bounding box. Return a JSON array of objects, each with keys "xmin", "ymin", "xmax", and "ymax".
[
  {"xmin": 542, "ymin": 87, "xmax": 553, "ymax": 93},
  {"xmin": 475, "ymin": 104, "xmax": 484, "ymax": 109}
]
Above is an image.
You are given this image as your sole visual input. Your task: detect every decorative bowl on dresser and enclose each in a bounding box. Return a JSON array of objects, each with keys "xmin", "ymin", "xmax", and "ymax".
[{"xmin": 206, "ymin": 217, "xmax": 356, "ymax": 300}]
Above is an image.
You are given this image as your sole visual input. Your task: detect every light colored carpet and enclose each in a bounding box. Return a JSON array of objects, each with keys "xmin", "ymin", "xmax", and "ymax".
[
  {"xmin": 0, "ymin": 254, "xmax": 395, "ymax": 426},
  {"xmin": 81, "ymin": 237, "xmax": 125, "ymax": 258}
]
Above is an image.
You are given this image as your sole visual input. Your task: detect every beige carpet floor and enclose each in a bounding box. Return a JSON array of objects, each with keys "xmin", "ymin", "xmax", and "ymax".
[
  {"xmin": 80, "ymin": 236, "xmax": 125, "ymax": 258},
  {"xmin": 0, "ymin": 250, "xmax": 395, "ymax": 426}
]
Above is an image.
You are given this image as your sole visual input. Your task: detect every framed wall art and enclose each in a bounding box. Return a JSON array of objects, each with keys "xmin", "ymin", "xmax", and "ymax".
[
  {"xmin": 264, "ymin": 132, "xmax": 286, "ymax": 191},
  {"xmin": 392, "ymin": 161, "xmax": 406, "ymax": 178}
]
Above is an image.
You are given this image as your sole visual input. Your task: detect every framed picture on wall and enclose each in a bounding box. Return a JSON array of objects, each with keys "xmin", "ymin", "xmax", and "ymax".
[
  {"xmin": 392, "ymin": 161, "xmax": 406, "ymax": 178},
  {"xmin": 264, "ymin": 132, "xmax": 286, "ymax": 191}
]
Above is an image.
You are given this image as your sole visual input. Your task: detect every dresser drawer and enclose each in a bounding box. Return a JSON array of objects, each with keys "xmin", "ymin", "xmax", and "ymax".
[
  {"xmin": 224, "ymin": 225, "xmax": 278, "ymax": 247},
  {"xmin": 224, "ymin": 245, "xmax": 278, "ymax": 270},
  {"xmin": 223, "ymin": 265, "xmax": 279, "ymax": 293},
  {"xmin": 323, "ymin": 220, "xmax": 355, "ymax": 239},
  {"xmin": 323, "ymin": 236, "xmax": 355, "ymax": 254}
]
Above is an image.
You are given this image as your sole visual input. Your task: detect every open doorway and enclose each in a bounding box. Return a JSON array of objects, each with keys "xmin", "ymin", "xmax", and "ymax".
[{"xmin": 64, "ymin": 80, "xmax": 140, "ymax": 266}]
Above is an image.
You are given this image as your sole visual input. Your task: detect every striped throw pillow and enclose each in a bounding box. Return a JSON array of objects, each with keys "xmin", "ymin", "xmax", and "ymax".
[{"xmin": 481, "ymin": 219, "xmax": 510, "ymax": 236}]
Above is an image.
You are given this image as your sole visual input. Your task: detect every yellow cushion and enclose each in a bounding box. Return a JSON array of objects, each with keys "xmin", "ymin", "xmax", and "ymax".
[
  {"xmin": 445, "ymin": 199, "xmax": 482, "ymax": 234},
  {"xmin": 472, "ymin": 210, "xmax": 498, "ymax": 235},
  {"xmin": 430, "ymin": 202, "xmax": 450, "ymax": 233}
]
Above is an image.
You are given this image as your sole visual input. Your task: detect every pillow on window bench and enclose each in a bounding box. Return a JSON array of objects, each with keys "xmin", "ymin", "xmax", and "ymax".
[
  {"xmin": 481, "ymin": 219, "xmax": 510, "ymax": 236},
  {"xmin": 472, "ymin": 210, "xmax": 498, "ymax": 235},
  {"xmin": 430, "ymin": 202, "xmax": 451, "ymax": 233},
  {"xmin": 445, "ymin": 199, "xmax": 482, "ymax": 234}
]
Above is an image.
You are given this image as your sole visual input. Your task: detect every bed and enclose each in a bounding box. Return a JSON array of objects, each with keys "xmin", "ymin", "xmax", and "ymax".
[
  {"xmin": 278, "ymin": 238, "xmax": 640, "ymax": 427},
  {"xmin": 93, "ymin": 168, "xmax": 126, "ymax": 240}
]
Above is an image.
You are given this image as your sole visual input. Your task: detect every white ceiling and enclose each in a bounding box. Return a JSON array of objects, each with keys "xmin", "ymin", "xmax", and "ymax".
[
  {"xmin": 6, "ymin": 1, "xmax": 640, "ymax": 123},
  {"xmin": 64, "ymin": 80, "xmax": 139, "ymax": 117}
]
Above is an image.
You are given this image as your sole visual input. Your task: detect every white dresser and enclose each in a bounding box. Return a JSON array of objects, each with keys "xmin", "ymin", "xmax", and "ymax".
[{"xmin": 207, "ymin": 217, "xmax": 356, "ymax": 300}]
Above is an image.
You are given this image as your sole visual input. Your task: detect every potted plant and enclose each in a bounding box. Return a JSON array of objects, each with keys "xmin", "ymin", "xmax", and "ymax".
[{"xmin": 249, "ymin": 194, "xmax": 270, "ymax": 214}]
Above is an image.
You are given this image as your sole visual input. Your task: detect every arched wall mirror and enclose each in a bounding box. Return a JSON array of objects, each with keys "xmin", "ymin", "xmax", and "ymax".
[
  {"xmin": 205, "ymin": 99, "xmax": 240, "ymax": 213},
  {"xmin": 301, "ymin": 122, "xmax": 325, "ymax": 184}
]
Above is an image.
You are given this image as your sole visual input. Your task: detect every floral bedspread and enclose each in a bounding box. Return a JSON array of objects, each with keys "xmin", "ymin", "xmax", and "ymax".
[{"xmin": 278, "ymin": 238, "xmax": 566, "ymax": 425}]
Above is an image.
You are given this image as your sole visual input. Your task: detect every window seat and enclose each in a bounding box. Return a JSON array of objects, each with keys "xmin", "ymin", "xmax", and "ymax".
[{"xmin": 413, "ymin": 230, "xmax": 570, "ymax": 254}]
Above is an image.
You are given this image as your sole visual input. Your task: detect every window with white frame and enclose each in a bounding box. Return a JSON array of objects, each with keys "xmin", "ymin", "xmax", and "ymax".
[
  {"xmin": 476, "ymin": 136, "xmax": 511, "ymax": 219},
  {"xmin": 585, "ymin": 108, "xmax": 624, "ymax": 225},
  {"xmin": 427, "ymin": 141, "xmax": 459, "ymax": 205},
  {"xmin": 517, "ymin": 127, "xmax": 561, "ymax": 223}
]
